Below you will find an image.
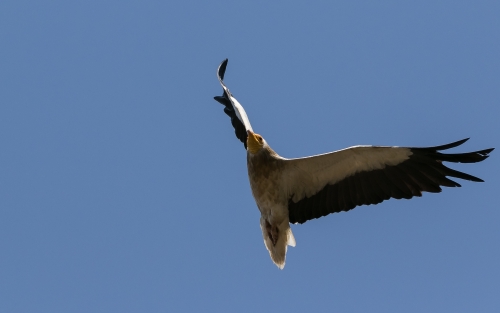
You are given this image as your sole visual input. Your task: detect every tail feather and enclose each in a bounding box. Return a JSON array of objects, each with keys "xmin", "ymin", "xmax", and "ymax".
[{"xmin": 260, "ymin": 218, "xmax": 295, "ymax": 269}]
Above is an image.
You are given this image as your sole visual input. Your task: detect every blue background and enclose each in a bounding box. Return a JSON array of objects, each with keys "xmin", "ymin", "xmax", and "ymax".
[{"xmin": 1, "ymin": 1, "xmax": 499, "ymax": 312}]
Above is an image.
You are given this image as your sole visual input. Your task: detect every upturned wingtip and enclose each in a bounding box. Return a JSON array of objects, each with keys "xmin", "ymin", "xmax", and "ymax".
[{"xmin": 217, "ymin": 59, "xmax": 229, "ymax": 81}]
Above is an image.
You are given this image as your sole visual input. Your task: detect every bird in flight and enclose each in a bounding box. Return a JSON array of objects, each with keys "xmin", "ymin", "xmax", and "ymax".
[{"xmin": 213, "ymin": 59, "xmax": 493, "ymax": 269}]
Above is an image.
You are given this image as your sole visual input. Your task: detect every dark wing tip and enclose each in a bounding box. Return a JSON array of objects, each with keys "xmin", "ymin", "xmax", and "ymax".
[
  {"xmin": 217, "ymin": 59, "xmax": 229, "ymax": 81},
  {"xmin": 482, "ymin": 148, "xmax": 495, "ymax": 155},
  {"xmin": 420, "ymin": 138, "xmax": 470, "ymax": 151},
  {"xmin": 412, "ymin": 138, "xmax": 494, "ymax": 163},
  {"xmin": 214, "ymin": 96, "xmax": 230, "ymax": 106}
]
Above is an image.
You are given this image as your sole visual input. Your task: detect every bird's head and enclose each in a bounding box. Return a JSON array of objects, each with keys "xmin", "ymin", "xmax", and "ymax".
[{"xmin": 247, "ymin": 130, "xmax": 265, "ymax": 154}]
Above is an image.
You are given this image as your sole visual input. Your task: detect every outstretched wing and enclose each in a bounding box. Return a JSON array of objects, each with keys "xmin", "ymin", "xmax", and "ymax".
[
  {"xmin": 213, "ymin": 59, "xmax": 253, "ymax": 149},
  {"xmin": 282, "ymin": 138, "xmax": 494, "ymax": 224}
]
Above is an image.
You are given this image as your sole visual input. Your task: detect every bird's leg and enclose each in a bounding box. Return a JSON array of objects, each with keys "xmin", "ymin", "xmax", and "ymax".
[{"xmin": 265, "ymin": 220, "xmax": 279, "ymax": 246}]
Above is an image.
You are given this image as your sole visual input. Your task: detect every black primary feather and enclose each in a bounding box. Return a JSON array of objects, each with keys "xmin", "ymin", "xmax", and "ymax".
[{"xmin": 214, "ymin": 59, "xmax": 248, "ymax": 149}]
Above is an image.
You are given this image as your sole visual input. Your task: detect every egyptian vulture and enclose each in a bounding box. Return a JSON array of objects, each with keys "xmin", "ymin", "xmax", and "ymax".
[{"xmin": 213, "ymin": 59, "xmax": 493, "ymax": 269}]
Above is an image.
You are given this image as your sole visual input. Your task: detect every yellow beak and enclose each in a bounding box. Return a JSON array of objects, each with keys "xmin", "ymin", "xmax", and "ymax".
[{"xmin": 247, "ymin": 130, "xmax": 263, "ymax": 154}]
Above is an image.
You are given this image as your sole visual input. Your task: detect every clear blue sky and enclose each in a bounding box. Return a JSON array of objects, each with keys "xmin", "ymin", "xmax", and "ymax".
[{"xmin": 1, "ymin": 1, "xmax": 499, "ymax": 312}]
